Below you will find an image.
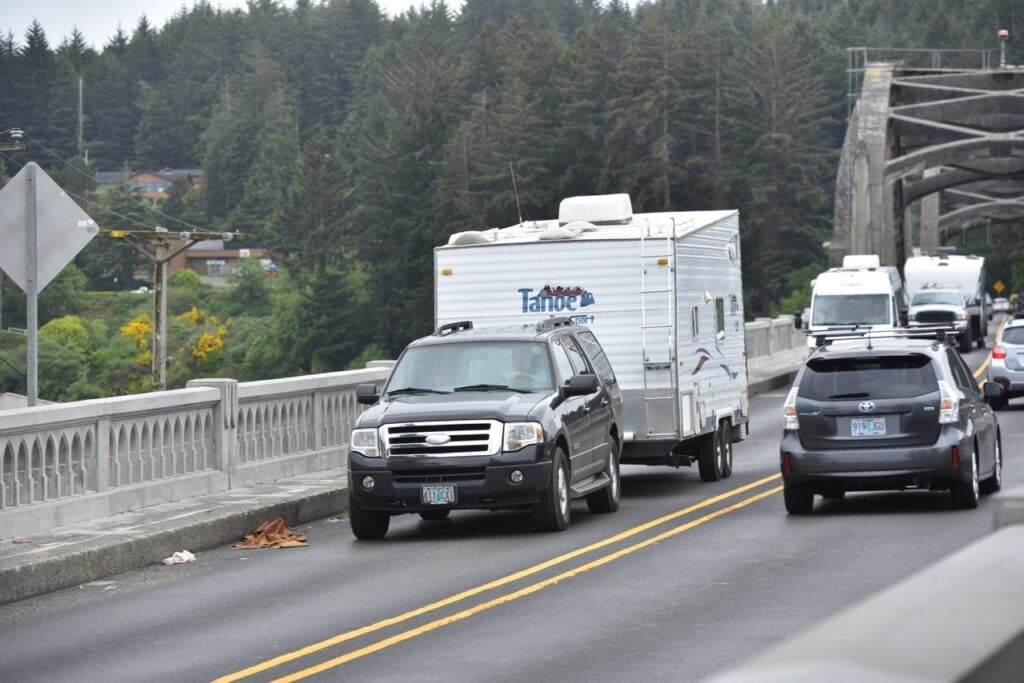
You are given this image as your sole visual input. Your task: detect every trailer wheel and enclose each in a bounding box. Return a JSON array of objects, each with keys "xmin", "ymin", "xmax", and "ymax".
[
  {"xmin": 719, "ymin": 421, "xmax": 734, "ymax": 478},
  {"xmin": 698, "ymin": 425, "xmax": 723, "ymax": 482}
]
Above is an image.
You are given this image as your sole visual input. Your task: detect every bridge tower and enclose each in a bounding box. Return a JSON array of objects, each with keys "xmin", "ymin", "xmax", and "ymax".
[{"xmin": 831, "ymin": 47, "xmax": 1024, "ymax": 267}]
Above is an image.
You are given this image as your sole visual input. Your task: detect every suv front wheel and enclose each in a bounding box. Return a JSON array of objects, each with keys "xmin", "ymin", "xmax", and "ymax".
[
  {"xmin": 535, "ymin": 447, "xmax": 571, "ymax": 531},
  {"xmin": 349, "ymin": 491, "xmax": 391, "ymax": 539}
]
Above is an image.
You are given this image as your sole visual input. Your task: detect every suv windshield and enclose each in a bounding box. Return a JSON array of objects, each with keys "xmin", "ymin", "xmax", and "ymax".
[
  {"xmin": 811, "ymin": 294, "xmax": 891, "ymax": 326},
  {"xmin": 798, "ymin": 354, "xmax": 937, "ymax": 400},
  {"xmin": 387, "ymin": 342, "xmax": 554, "ymax": 394},
  {"xmin": 911, "ymin": 291, "xmax": 962, "ymax": 306}
]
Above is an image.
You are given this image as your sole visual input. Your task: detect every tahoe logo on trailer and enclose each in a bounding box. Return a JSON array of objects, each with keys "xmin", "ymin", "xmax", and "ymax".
[{"xmin": 519, "ymin": 285, "xmax": 596, "ymax": 313}]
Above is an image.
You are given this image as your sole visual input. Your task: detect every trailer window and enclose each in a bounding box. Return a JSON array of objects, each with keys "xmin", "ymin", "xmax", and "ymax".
[
  {"xmin": 691, "ymin": 306, "xmax": 700, "ymax": 338},
  {"xmin": 715, "ymin": 298, "xmax": 726, "ymax": 340}
]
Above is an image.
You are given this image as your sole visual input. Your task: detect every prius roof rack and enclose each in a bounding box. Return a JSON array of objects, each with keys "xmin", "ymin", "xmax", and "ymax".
[{"xmin": 811, "ymin": 325, "xmax": 959, "ymax": 350}]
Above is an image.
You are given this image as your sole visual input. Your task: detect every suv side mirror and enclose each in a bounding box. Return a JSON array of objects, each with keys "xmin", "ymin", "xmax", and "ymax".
[
  {"xmin": 982, "ymin": 381, "xmax": 1006, "ymax": 399},
  {"xmin": 792, "ymin": 311, "xmax": 803, "ymax": 330},
  {"xmin": 356, "ymin": 383, "xmax": 380, "ymax": 405},
  {"xmin": 899, "ymin": 308, "xmax": 908, "ymax": 326},
  {"xmin": 563, "ymin": 374, "xmax": 599, "ymax": 397}
]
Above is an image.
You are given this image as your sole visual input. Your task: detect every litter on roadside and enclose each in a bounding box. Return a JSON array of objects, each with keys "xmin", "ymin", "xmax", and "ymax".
[
  {"xmin": 162, "ymin": 550, "xmax": 196, "ymax": 565},
  {"xmin": 233, "ymin": 517, "xmax": 308, "ymax": 549}
]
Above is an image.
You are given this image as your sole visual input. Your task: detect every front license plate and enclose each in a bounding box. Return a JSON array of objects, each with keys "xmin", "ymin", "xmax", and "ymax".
[
  {"xmin": 421, "ymin": 484, "xmax": 457, "ymax": 505},
  {"xmin": 851, "ymin": 417, "xmax": 886, "ymax": 436}
]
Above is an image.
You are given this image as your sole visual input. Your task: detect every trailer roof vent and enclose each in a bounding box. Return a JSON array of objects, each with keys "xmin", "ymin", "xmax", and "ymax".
[
  {"xmin": 558, "ymin": 194, "xmax": 633, "ymax": 226},
  {"xmin": 562, "ymin": 220, "xmax": 597, "ymax": 232},
  {"xmin": 448, "ymin": 230, "xmax": 492, "ymax": 246},
  {"xmin": 539, "ymin": 226, "xmax": 575, "ymax": 241}
]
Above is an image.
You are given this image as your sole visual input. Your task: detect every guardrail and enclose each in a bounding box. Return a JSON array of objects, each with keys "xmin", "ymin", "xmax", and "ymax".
[
  {"xmin": 0, "ymin": 367, "xmax": 389, "ymax": 540},
  {"xmin": 707, "ymin": 486, "xmax": 1024, "ymax": 682},
  {"xmin": 0, "ymin": 316, "xmax": 802, "ymax": 541}
]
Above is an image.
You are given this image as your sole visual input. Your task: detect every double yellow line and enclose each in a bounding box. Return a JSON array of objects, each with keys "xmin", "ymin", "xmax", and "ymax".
[{"xmin": 216, "ymin": 474, "xmax": 783, "ymax": 682}]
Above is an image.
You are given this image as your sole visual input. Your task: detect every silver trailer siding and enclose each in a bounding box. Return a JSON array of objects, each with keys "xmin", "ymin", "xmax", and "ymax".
[{"xmin": 434, "ymin": 209, "xmax": 748, "ymax": 466}]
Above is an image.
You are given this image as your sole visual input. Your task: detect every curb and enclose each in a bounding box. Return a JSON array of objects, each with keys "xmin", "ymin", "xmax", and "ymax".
[{"xmin": 1, "ymin": 489, "xmax": 348, "ymax": 606}]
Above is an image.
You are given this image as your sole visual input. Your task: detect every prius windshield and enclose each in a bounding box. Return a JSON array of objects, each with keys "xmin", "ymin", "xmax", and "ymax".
[
  {"xmin": 387, "ymin": 342, "xmax": 555, "ymax": 394},
  {"xmin": 811, "ymin": 294, "xmax": 891, "ymax": 326}
]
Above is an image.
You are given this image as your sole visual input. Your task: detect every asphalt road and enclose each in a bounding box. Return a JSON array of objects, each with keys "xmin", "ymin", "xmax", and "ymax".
[{"xmin": 0, "ymin": 335, "xmax": 1018, "ymax": 683}]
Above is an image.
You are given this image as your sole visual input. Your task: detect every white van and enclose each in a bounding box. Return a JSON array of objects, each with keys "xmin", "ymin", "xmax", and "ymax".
[{"xmin": 806, "ymin": 255, "xmax": 907, "ymax": 346}]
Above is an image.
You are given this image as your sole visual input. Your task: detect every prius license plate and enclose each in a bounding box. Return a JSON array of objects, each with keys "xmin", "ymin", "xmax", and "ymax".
[
  {"xmin": 421, "ymin": 485, "xmax": 456, "ymax": 505},
  {"xmin": 851, "ymin": 417, "xmax": 886, "ymax": 437}
]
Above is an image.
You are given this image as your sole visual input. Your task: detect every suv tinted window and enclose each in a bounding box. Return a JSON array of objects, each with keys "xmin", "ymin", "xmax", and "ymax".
[
  {"xmin": 577, "ymin": 331, "xmax": 617, "ymax": 385},
  {"xmin": 1002, "ymin": 326, "xmax": 1024, "ymax": 344},
  {"xmin": 552, "ymin": 340, "xmax": 576, "ymax": 385},
  {"xmin": 799, "ymin": 354, "xmax": 937, "ymax": 400}
]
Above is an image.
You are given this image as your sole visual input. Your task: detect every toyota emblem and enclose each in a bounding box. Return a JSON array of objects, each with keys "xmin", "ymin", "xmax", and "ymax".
[
  {"xmin": 858, "ymin": 401, "xmax": 875, "ymax": 413},
  {"xmin": 425, "ymin": 434, "xmax": 451, "ymax": 445}
]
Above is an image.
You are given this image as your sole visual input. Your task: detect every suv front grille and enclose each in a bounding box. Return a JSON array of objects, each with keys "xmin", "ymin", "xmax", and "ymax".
[
  {"xmin": 392, "ymin": 468, "xmax": 487, "ymax": 484},
  {"xmin": 382, "ymin": 420, "xmax": 502, "ymax": 458},
  {"xmin": 916, "ymin": 311, "xmax": 955, "ymax": 324}
]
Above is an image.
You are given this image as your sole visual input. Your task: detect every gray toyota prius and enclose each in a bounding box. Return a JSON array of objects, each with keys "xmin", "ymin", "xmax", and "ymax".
[{"xmin": 780, "ymin": 331, "xmax": 1004, "ymax": 513}]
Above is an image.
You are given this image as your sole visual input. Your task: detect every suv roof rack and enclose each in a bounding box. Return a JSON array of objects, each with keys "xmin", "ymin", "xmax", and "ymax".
[
  {"xmin": 811, "ymin": 325, "xmax": 959, "ymax": 349},
  {"xmin": 435, "ymin": 320, "xmax": 473, "ymax": 336},
  {"xmin": 536, "ymin": 316, "xmax": 574, "ymax": 332}
]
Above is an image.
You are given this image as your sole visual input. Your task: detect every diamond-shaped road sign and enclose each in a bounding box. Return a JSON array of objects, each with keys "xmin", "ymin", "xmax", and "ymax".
[{"xmin": 0, "ymin": 162, "xmax": 99, "ymax": 291}]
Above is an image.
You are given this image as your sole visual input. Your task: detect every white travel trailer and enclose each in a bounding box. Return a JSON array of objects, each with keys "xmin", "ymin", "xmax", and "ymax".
[
  {"xmin": 434, "ymin": 194, "xmax": 748, "ymax": 481},
  {"xmin": 904, "ymin": 253, "xmax": 987, "ymax": 348},
  {"xmin": 806, "ymin": 254, "xmax": 908, "ymax": 346}
]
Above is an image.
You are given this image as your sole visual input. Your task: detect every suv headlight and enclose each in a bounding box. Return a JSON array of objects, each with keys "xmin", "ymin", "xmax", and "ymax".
[
  {"xmin": 503, "ymin": 422, "xmax": 543, "ymax": 451},
  {"xmin": 351, "ymin": 428, "xmax": 381, "ymax": 458}
]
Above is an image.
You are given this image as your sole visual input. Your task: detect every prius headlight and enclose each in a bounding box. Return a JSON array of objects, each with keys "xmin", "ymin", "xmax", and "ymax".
[
  {"xmin": 351, "ymin": 428, "xmax": 381, "ymax": 458},
  {"xmin": 503, "ymin": 422, "xmax": 543, "ymax": 451}
]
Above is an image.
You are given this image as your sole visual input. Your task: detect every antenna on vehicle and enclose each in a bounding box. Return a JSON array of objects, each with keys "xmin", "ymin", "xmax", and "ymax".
[{"xmin": 509, "ymin": 161, "xmax": 524, "ymax": 226}]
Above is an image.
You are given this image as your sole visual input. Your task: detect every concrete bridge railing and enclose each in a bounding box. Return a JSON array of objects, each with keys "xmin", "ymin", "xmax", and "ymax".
[{"xmin": 0, "ymin": 317, "xmax": 805, "ymax": 541}]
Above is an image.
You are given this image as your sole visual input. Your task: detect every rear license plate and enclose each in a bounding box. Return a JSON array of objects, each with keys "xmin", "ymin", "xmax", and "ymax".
[
  {"xmin": 421, "ymin": 484, "xmax": 456, "ymax": 505},
  {"xmin": 851, "ymin": 417, "xmax": 886, "ymax": 436}
]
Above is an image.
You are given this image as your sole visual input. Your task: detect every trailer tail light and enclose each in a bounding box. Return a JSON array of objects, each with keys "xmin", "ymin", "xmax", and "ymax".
[
  {"xmin": 782, "ymin": 452, "xmax": 793, "ymax": 475},
  {"xmin": 992, "ymin": 345, "xmax": 1007, "ymax": 360},
  {"xmin": 951, "ymin": 445, "xmax": 959, "ymax": 467}
]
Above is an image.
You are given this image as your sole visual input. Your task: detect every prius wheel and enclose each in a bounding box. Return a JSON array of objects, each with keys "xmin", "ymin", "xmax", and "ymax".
[
  {"xmin": 950, "ymin": 446, "xmax": 980, "ymax": 510},
  {"xmin": 980, "ymin": 437, "xmax": 1003, "ymax": 495},
  {"xmin": 587, "ymin": 435, "xmax": 621, "ymax": 514},
  {"xmin": 535, "ymin": 447, "xmax": 571, "ymax": 531},
  {"xmin": 783, "ymin": 482, "xmax": 814, "ymax": 514}
]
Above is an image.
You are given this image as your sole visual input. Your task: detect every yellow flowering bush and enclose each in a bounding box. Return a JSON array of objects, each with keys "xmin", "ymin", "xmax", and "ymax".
[
  {"xmin": 191, "ymin": 326, "xmax": 227, "ymax": 366},
  {"xmin": 120, "ymin": 315, "xmax": 153, "ymax": 363},
  {"xmin": 176, "ymin": 307, "xmax": 220, "ymax": 327}
]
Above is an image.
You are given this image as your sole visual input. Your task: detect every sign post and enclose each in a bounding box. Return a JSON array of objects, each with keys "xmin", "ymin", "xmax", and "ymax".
[{"xmin": 0, "ymin": 162, "xmax": 99, "ymax": 405}]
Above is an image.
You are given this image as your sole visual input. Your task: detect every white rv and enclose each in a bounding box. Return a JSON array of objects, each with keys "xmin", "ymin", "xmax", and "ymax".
[
  {"xmin": 434, "ymin": 194, "xmax": 748, "ymax": 481},
  {"xmin": 806, "ymin": 254, "xmax": 908, "ymax": 346},
  {"xmin": 904, "ymin": 253, "xmax": 987, "ymax": 348}
]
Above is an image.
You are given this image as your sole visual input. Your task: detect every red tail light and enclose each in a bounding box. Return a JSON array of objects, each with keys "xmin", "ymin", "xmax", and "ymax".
[
  {"xmin": 951, "ymin": 445, "xmax": 959, "ymax": 467},
  {"xmin": 993, "ymin": 345, "xmax": 1007, "ymax": 360},
  {"xmin": 782, "ymin": 451, "xmax": 793, "ymax": 475}
]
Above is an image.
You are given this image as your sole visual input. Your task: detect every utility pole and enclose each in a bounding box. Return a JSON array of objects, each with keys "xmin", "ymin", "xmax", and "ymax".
[{"xmin": 100, "ymin": 228, "xmax": 239, "ymax": 389}]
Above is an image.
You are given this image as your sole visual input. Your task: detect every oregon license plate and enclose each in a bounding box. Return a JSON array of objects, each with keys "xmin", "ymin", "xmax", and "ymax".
[
  {"xmin": 851, "ymin": 417, "xmax": 886, "ymax": 436},
  {"xmin": 421, "ymin": 484, "xmax": 456, "ymax": 505}
]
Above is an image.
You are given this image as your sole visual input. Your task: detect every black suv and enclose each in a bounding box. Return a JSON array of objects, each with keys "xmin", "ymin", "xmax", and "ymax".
[
  {"xmin": 348, "ymin": 318, "xmax": 625, "ymax": 539},
  {"xmin": 780, "ymin": 329, "xmax": 1004, "ymax": 514}
]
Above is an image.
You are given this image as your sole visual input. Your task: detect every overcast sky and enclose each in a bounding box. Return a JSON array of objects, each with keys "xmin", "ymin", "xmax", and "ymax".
[{"xmin": 2, "ymin": 1, "xmax": 448, "ymax": 49}]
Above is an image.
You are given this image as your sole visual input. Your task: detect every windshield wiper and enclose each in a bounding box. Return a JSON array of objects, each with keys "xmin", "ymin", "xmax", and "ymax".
[
  {"xmin": 828, "ymin": 392, "xmax": 871, "ymax": 399},
  {"xmin": 387, "ymin": 387, "xmax": 450, "ymax": 396},
  {"xmin": 453, "ymin": 383, "xmax": 529, "ymax": 393}
]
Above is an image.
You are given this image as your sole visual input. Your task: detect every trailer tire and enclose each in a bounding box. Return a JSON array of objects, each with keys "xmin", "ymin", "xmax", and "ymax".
[
  {"xmin": 719, "ymin": 421, "xmax": 734, "ymax": 478},
  {"xmin": 698, "ymin": 425, "xmax": 724, "ymax": 482}
]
